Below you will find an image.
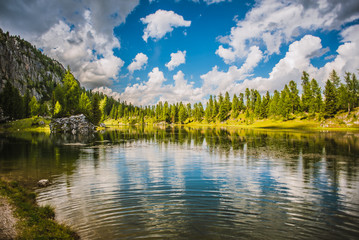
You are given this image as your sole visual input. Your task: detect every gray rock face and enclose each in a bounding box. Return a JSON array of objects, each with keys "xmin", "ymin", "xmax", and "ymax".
[
  {"xmin": 0, "ymin": 29, "xmax": 65, "ymax": 99},
  {"xmin": 50, "ymin": 114, "xmax": 96, "ymax": 135}
]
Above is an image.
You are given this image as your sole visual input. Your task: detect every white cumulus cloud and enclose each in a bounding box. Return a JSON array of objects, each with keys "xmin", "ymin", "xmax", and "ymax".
[
  {"xmin": 201, "ymin": 45, "xmax": 263, "ymax": 95},
  {"xmin": 37, "ymin": 10, "xmax": 123, "ymax": 89},
  {"xmin": 141, "ymin": 10, "xmax": 191, "ymax": 42},
  {"xmin": 313, "ymin": 24, "xmax": 359, "ymax": 85},
  {"xmin": 0, "ymin": 0, "xmax": 140, "ymax": 40},
  {"xmin": 165, "ymin": 50, "xmax": 187, "ymax": 71},
  {"xmin": 239, "ymin": 35, "xmax": 323, "ymax": 93},
  {"xmin": 216, "ymin": 0, "xmax": 359, "ymax": 64},
  {"xmin": 92, "ymin": 86, "xmax": 121, "ymax": 100},
  {"xmin": 118, "ymin": 68, "xmax": 203, "ymax": 105},
  {"xmin": 0, "ymin": 0, "xmax": 140, "ymax": 89},
  {"xmin": 128, "ymin": 53, "xmax": 148, "ymax": 74}
]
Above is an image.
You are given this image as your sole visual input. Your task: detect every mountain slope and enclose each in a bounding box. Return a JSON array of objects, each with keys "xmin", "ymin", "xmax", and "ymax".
[{"xmin": 0, "ymin": 28, "xmax": 65, "ymax": 101}]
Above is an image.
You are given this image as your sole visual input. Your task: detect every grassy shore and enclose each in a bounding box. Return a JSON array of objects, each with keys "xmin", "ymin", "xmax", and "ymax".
[
  {"xmin": 104, "ymin": 110, "xmax": 359, "ymax": 131},
  {"xmin": 0, "ymin": 178, "xmax": 79, "ymax": 239},
  {"xmin": 2, "ymin": 109, "xmax": 359, "ymax": 134},
  {"xmin": 0, "ymin": 117, "xmax": 50, "ymax": 133}
]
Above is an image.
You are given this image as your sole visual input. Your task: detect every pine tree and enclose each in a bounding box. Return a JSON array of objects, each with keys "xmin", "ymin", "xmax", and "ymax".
[
  {"xmin": 301, "ymin": 71, "xmax": 312, "ymax": 112},
  {"xmin": 231, "ymin": 94, "xmax": 240, "ymax": 118},
  {"xmin": 218, "ymin": 104, "xmax": 227, "ymax": 122},
  {"xmin": 198, "ymin": 102, "xmax": 204, "ymax": 121},
  {"xmin": 79, "ymin": 92, "xmax": 91, "ymax": 117},
  {"xmin": 13, "ymin": 86, "xmax": 24, "ymax": 119},
  {"xmin": 0, "ymin": 81, "xmax": 24, "ymax": 119},
  {"xmin": 186, "ymin": 103, "xmax": 192, "ymax": 118},
  {"xmin": 109, "ymin": 104, "xmax": 116, "ymax": 119},
  {"xmin": 54, "ymin": 101, "xmax": 62, "ymax": 117},
  {"xmin": 260, "ymin": 91, "xmax": 270, "ymax": 118},
  {"xmin": 288, "ymin": 80, "xmax": 300, "ymax": 113},
  {"xmin": 245, "ymin": 88, "xmax": 251, "ymax": 110},
  {"xmin": 254, "ymin": 91, "xmax": 262, "ymax": 118},
  {"xmin": 155, "ymin": 101, "xmax": 163, "ymax": 121},
  {"xmin": 213, "ymin": 96, "xmax": 219, "ymax": 120},
  {"xmin": 104, "ymin": 97, "xmax": 116, "ymax": 117},
  {"xmin": 63, "ymin": 70, "xmax": 80, "ymax": 114},
  {"xmin": 91, "ymin": 94, "xmax": 102, "ymax": 125},
  {"xmin": 280, "ymin": 85, "xmax": 291, "ymax": 119},
  {"xmin": 239, "ymin": 93, "xmax": 244, "ymax": 112},
  {"xmin": 329, "ymin": 69, "xmax": 341, "ymax": 89},
  {"xmin": 117, "ymin": 104, "xmax": 124, "ymax": 119},
  {"xmin": 310, "ymin": 78, "xmax": 322, "ymax": 114},
  {"xmin": 170, "ymin": 104, "xmax": 177, "ymax": 123},
  {"xmin": 24, "ymin": 89, "xmax": 31, "ymax": 118},
  {"xmin": 29, "ymin": 96, "xmax": 40, "ymax": 117},
  {"xmin": 337, "ymin": 84, "xmax": 348, "ymax": 112},
  {"xmin": 205, "ymin": 95, "xmax": 214, "ymax": 122},
  {"xmin": 250, "ymin": 89, "xmax": 257, "ymax": 111},
  {"xmin": 99, "ymin": 96, "xmax": 107, "ymax": 121},
  {"xmin": 53, "ymin": 85, "xmax": 65, "ymax": 116},
  {"xmin": 324, "ymin": 79, "xmax": 337, "ymax": 118},
  {"xmin": 345, "ymin": 72, "xmax": 359, "ymax": 113},
  {"xmin": 163, "ymin": 101, "xmax": 170, "ymax": 122},
  {"xmin": 178, "ymin": 103, "xmax": 187, "ymax": 123},
  {"xmin": 224, "ymin": 91, "xmax": 231, "ymax": 114},
  {"xmin": 269, "ymin": 90, "xmax": 280, "ymax": 117},
  {"xmin": 39, "ymin": 103, "xmax": 49, "ymax": 116}
]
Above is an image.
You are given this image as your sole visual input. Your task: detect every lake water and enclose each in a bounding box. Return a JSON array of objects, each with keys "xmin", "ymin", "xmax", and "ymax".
[{"xmin": 1, "ymin": 127, "xmax": 359, "ymax": 239}]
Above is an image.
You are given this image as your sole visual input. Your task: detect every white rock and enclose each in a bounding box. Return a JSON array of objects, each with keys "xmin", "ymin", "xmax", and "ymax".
[{"xmin": 37, "ymin": 179, "xmax": 50, "ymax": 187}]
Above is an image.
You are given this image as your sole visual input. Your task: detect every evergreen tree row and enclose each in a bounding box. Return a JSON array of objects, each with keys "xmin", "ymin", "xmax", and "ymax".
[
  {"xmin": 1, "ymin": 69, "xmax": 358, "ymax": 125},
  {"xmin": 105, "ymin": 70, "xmax": 358, "ymax": 124}
]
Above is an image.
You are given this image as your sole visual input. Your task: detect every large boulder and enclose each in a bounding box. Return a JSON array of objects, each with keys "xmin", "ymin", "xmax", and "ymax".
[{"xmin": 49, "ymin": 114, "xmax": 96, "ymax": 134}]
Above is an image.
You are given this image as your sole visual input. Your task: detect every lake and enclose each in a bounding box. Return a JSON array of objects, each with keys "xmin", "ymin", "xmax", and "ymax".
[{"xmin": 1, "ymin": 127, "xmax": 359, "ymax": 239}]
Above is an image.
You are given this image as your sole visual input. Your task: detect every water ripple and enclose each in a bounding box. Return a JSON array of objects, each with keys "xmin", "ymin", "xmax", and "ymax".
[{"xmin": 28, "ymin": 130, "xmax": 359, "ymax": 240}]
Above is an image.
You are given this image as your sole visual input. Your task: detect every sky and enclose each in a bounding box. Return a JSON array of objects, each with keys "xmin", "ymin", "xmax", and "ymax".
[{"xmin": 0, "ymin": 0, "xmax": 359, "ymax": 106}]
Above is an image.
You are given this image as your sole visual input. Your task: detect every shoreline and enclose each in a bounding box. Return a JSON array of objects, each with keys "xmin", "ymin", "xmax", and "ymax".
[
  {"xmin": 1, "ymin": 114, "xmax": 359, "ymax": 135},
  {"xmin": 0, "ymin": 196, "xmax": 17, "ymax": 239},
  {"xmin": 0, "ymin": 178, "xmax": 79, "ymax": 239},
  {"xmin": 104, "ymin": 118, "xmax": 359, "ymax": 132}
]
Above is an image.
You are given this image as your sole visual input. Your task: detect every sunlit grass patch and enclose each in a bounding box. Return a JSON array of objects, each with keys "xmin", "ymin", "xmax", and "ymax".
[{"xmin": 0, "ymin": 117, "xmax": 50, "ymax": 133}]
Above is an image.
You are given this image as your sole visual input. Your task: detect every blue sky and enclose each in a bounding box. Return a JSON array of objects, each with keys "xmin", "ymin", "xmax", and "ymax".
[
  {"xmin": 0, "ymin": 0, "xmax": 359, "ymax": 105},
  {"xmin": 114, "ymin": 0, "xmax": 253, "ymax": 89}
]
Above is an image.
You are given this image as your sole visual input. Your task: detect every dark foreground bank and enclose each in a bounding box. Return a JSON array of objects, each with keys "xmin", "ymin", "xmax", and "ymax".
[{"xmin": 0, "ymin": 179, "xmax": 79, "ymax": 239}]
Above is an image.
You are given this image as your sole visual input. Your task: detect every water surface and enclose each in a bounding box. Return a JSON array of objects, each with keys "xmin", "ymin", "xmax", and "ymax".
[{"xmin": 1, "ymin": 127, "xmax": 359, "ymax": 239}]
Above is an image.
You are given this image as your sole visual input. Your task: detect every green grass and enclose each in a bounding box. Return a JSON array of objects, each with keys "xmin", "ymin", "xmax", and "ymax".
[
  {"xmin": 0, "ymin": 179, "xmax": 79, "ymax": 240},
  {"xmin": 0, "ymin": 117, "xmax": 50, "ymax": 133},
  {"xmin": 6, "ymin": 110, "xmax": 359, "ymax": 133},
  {"xmin": 249, "ymin": 119, "xmax": 320, "ymax": 129}
]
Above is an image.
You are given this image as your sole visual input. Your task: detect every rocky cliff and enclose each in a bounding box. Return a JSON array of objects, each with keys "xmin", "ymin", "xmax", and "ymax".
[{"xmin": 0, "ymin": 28, "xmax": 65, "ymax": 100}]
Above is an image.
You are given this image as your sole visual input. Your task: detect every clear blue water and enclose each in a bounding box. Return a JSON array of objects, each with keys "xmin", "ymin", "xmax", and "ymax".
[{"xmin": 1, "ymin": 127, "xmax": 359, "ymax": 239}]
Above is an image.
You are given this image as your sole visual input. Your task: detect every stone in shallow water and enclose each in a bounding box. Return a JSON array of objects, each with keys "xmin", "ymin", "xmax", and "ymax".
[{"xmin": 37, "ymin": 179, "xmax": 50, "ymax": 187}]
